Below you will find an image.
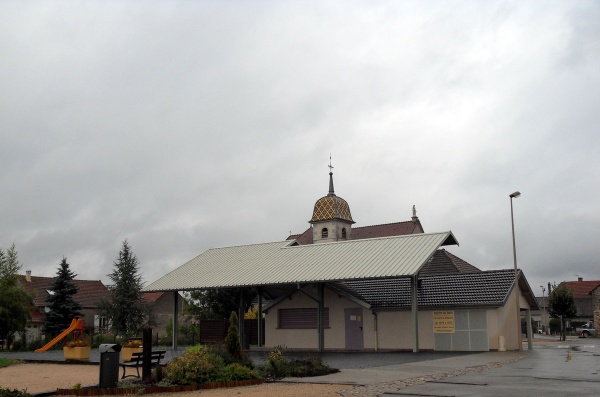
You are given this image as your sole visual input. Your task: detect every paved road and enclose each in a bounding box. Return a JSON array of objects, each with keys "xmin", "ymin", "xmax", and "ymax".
[{"xmin": 381, "ymin": 338, "xmax": 600, "ymax": 397}]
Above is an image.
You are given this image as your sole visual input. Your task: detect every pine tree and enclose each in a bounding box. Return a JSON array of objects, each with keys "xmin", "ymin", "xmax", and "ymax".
[
  {"xmin": 44, "ymin": 258, "xmax": 82, "ymax": 337},
  {"xmin": 99, "ymin": 240, "xmax": 152, "ymax": 338}
]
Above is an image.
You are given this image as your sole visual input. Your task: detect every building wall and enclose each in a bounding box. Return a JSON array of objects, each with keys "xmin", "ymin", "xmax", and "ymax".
[
  {"xmin": 265, "ymin": 284, "xmax": 525, "ymax": 351},
  {"xmin": 152, "ymin": 292, "xmax": 186, "ymax": 336},
  {"xmin": 311, "ymin": 220, "xmax": 352, "ymax": 243},
  {"xmin": 592, "ymin": 288, "xmax": 600, "ymax": 331},
  {"xmin": 265, "ymin": 285, "xmax": 371, "ymax": 349}
]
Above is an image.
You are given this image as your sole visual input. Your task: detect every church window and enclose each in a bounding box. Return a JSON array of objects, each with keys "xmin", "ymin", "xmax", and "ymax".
[
  {"xmin": 321, "ymin": 228, "xmax": 328, "ymax": 238},
  {"xmin": 342, "ymin": 228, "xmax": 347, "ymax": 239}
]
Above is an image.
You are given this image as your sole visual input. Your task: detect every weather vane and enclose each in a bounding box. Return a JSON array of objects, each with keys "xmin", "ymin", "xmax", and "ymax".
[{"xmin": 328, "ymin": 153, "xmax": 334, "ymax": 173}]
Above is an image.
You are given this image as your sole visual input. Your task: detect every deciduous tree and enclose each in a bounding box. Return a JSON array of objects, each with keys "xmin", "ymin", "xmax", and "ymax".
[
  {"xmin": 548, "ymin": 283, "xmax": 577, "ymax": 341},
  {"xmin": 0, "ymin": 245, "xmax": 32, "ymax": 347}
]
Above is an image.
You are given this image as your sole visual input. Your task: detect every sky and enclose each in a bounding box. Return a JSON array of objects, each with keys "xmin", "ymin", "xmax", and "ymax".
[{"xmin": 1, "ymin": 1, "xmax": 599, "ymax": 298}]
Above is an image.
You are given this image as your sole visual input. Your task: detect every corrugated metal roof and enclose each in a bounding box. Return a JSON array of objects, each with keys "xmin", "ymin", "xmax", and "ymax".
[{"xmin": 144, "ymin": 231, "xmax": 458, "ymax": 292}]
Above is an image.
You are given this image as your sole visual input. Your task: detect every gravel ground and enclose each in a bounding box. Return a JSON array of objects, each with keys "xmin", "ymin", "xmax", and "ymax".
[{"xmin": 0, "ymin": 363, "xmax": 348, "ymax": 396}]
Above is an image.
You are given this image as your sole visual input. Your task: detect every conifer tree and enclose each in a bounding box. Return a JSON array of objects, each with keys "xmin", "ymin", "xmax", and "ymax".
[
  {"xmin": 44, "ymin": 258, "xmax": 82, "ymax": 337},
  {"xmin": 99, "ymin": 240, "xmax": 152, "ymax": 338},
  {"xmin": 225, "ymin": 310, "xmax": 242, "ymax": 358}
]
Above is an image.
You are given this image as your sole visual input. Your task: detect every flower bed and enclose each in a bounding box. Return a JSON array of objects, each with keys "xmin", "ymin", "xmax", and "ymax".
[{"xmin": 55, "ymin": 379, "xmax": 264, "ymax": 396}]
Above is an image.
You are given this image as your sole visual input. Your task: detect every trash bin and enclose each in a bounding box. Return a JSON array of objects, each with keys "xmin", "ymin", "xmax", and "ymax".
[{"xmin": 99, "ymin": 344, "xmax": 122, "ymax": 388}]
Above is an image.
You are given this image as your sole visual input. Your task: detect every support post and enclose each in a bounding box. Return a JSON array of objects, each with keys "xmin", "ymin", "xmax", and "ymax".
[
  {"xmin": 257, "ymin": 288, "xmax": 263, "ymax": 347},
  {"xmin": 142, "ymin": 327, "xmax": 152, "ymax": 381},
  {"xmin": 318, "ymin": 283, "xmax": 325, "ymax": 352},
  {"xmin": 526, "ymin": 309, "xmax": 533, "ymax": 350},
  {"xmin": 172, "ymin": 291, "xmax": 179, "ymax": 351},
  {"xmin": 239, "ymin": 290, "xmax": 245, "ymax": 349},
  {"xmin": 411, "ymin": 276, "xmax": 419, "ymax": 353}
]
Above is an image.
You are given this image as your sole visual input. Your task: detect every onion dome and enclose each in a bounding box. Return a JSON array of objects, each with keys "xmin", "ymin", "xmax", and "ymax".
[{"xmin": 310, "ymin": 172, "xmax": 354, "ymax": 223}]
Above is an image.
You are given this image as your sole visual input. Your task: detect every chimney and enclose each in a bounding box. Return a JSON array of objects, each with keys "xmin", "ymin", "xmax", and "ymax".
[
  {"xmin": 578, "ymin": 276, "xmax": 583, "ymax": 282},
  {"xmin": 26, "ymin": 270, "xmax": 32, "ymax": 282}
]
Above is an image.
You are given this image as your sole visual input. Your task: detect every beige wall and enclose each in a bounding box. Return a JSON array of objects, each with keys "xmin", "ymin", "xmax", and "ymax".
[{"xmin": 265, "ymin": 283, "xmax": 527, "ymax": 351}]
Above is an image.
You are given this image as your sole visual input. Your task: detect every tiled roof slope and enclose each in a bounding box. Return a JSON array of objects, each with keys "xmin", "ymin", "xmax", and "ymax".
[
  {"xmin": 287, "ymin": 220, "xmax": 422, "ymax": 245},
  {"xmin": 18, "ymin": 275, "xmax": 109, "ymax": 308},
  {"xmin": 559, "ymin": 281, "xmax": 600, "ymax": 297},
  {"xmin": 336, "ymin": 269, "xmax": 516, "ymax": 309},
  {"xmin": 419, "ymin": 249, "xmax": 480, "ymax": 276}
]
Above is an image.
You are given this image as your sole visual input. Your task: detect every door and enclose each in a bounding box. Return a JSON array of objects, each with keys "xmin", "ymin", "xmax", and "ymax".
[{"xmin": 345, "ymin": 308, "xmax": 364, "ymax": 350}]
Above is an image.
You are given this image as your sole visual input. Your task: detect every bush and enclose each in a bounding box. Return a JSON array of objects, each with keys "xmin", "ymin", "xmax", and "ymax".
[
  {"xmin": 164, "ymin": 346, "xmax": 260, "ymax": 385},
  {"xmin": 0, "ymin": 388, "xmax": 31, "ymax": 397},
  {"xmin": 204, "ymin": 343, "xmax": 254, "ymax": 369},
  {"xmin": 258, "ymin": 346, "xmax": 338, "ymax": 380},
  {"xmin": 164, "ymin": 348, "xmax": 224, "ymax": 385},
  {"xmin": 213, "ymin": 363, "xmax": 260, "ymax": 382}
]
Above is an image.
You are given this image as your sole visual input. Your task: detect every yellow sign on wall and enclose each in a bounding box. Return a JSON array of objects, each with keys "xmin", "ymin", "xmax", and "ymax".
[{"xmin": 433, "ymin": 311, "xmax": 455, "ymax": 333}]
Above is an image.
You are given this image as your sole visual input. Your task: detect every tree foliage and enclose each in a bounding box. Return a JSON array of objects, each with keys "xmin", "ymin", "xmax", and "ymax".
[
  {"xmin": 0, "ymin": 245, "xmax": 32, "ymax": 346},
  {"xmin": 44, "ymin": 258, "xmax": 82, "ymax": 337},
  {"xmin": 548, "ymin": 283, "xmax": 577, "ymax": 341},
  {"xmin": 184, "ymin": 289, "xmax": 253, "ymax": 320},
  {"xmin": 98, "ymin": 240, "xmax": 152, "ymax": 337}
]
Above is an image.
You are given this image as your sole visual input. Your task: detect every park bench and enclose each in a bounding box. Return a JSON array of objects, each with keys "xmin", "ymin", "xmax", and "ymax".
[{"xmin": 120, "ymin": 350, "xmax": 166, "ymax": 379}]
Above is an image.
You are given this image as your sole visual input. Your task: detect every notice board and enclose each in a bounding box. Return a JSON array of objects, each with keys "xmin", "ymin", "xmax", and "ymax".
[{"xmin": 433, "ymin": 310, "xmax": 455, "ymax": 333}]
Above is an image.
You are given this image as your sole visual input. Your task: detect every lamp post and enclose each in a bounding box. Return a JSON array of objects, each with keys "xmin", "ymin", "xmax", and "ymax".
[
  {"xmin": 540, "ymin": 285, "xmax": 546, "ymax": 334},
  {"xmin": 510, "ymin": 191, "xmax": 521, "ymax": 350}
]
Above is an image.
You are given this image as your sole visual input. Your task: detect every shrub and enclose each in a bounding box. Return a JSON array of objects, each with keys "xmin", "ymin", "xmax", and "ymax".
[
  {"xmin": 225, "ymin": 311, "xmax": 241, "ymax": 358},
  {"xmin": 0, "ymin": 388, "xmax": 31, "ymax": 397},
  {"xmin": 258, "ymin": 346, "xmax": 338, "ymax": 380},
  {"xmin": 213, "ymin": 363, "xmax": 261, "ymax": 382},
  {"xmin": 204, "ymin": 343, "xmax": 254, "ymax": 369},
  {"xmin": 164, "ymin": 349, "xmax": 224, "ymax": 385}
]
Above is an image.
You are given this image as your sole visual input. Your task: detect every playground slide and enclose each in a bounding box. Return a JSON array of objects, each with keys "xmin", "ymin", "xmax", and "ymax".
[{"xmin": 35, "ymin": 317, "xmax": 85, "ymax": 352}]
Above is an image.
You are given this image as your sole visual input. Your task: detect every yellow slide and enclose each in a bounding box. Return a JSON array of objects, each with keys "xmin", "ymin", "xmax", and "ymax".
[{"xmin": 35, "ymin": 317, "xmax": 85, "ymax": 352}]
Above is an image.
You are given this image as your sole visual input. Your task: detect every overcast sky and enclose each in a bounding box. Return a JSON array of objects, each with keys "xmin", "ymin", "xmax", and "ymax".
[{"xmin": 1, "ymin": 1, "xmax": 599, "ymax": 298}]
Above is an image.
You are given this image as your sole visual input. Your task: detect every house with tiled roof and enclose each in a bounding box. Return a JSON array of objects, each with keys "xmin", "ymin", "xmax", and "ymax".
[
  {"xmin": 18, "ymin": 271, "xmax": 110, "ymax": 341},
  {"xmin": 145, "ymin": 168, "xmax": 538, "ymax": 352},
  {"xmin": 557, "ymin": 277, "xmax": 600, "ymax": 322}
]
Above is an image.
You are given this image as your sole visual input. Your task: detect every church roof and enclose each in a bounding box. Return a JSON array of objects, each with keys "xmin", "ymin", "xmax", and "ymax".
[
  {"xmin": 309, "ymin": 171, "xmax": 354, "ymax": 224},
  {"xmin": 288, "ymin": 220, "xmax": 423, "ymax": 245},
  {"xmin": 144, "ymin": 231, "xmax": 458, "ymax": 292}
]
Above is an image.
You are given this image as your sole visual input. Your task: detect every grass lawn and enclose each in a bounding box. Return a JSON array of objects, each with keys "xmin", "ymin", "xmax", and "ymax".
[{"xmin": 0, "ymin": 358, "xmax": 17, "ymax": 368}]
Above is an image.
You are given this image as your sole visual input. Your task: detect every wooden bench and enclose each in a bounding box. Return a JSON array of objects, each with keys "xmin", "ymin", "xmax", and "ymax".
[{"xmin": 121, "ymin": 350, "xmax": 166, "ymax": 379}]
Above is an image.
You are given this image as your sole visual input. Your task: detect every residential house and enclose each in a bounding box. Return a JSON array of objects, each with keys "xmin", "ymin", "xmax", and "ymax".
[{"xmin": 18, "ymin": 271, "xmax": 110, "ymax": 341}]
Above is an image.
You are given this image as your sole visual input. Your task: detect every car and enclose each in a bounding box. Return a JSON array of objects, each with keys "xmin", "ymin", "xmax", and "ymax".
[{"xmin": 576, "ymin": 321, "xmax": 595, "ymax": 337}]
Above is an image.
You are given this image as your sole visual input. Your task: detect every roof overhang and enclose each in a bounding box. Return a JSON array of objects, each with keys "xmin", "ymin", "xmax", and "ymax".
[{"xmin": 144, "ymin": 231, "xmax": 459, "ymax": 292}]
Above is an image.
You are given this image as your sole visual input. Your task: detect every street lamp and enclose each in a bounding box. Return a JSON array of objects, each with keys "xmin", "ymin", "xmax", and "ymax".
[
  {"xmin": 540, "ymin": 285, "xmax": 546, "ymax": 334},
  {"xmin": 510, "ymin": 191, "xmax": 521, "ymax": 350}
]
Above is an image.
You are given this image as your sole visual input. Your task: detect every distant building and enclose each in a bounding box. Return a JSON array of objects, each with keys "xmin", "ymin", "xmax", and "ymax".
[
  {"xmin": 143, "ymin": 291, "xmax": 187, "ymax": 336},
  {"xmin": 18, "ymin": 271, "xmax": 110, "ymax": 341},
  {"xmin": 556, "ymin": 278, "xmax": 600, "ymax": 322}
]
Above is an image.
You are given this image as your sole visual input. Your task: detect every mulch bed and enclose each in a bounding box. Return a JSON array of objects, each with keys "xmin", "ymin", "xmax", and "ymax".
[{"xmin": 55, "ymin": 379, "xmax": 264, "ymax": 396}]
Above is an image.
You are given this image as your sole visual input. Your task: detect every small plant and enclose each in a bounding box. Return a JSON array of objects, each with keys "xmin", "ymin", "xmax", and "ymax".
[
  {"xmin": 122, "ymin": 339, "xmax": 143, "ymax": 348},
  {"xmin": 0, "ymin": 388, "xmax": 32, "ymax": 397},
  {"xmin": 72, "ymin": 383, "xmax": 81, "ymax": 390},
  {"xmin": 258, "ymin": 346, "xmax": 338, "ymax": 380},
  {"xmin": 65, "ymin": 339, "xmax": 90, "ymax": 348}
]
